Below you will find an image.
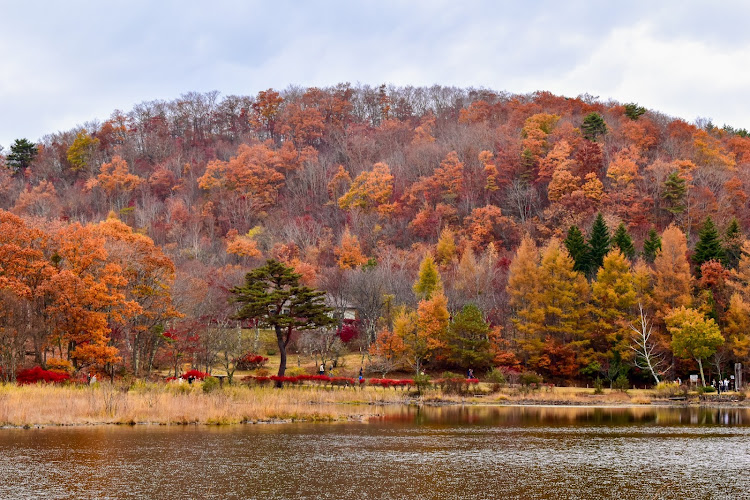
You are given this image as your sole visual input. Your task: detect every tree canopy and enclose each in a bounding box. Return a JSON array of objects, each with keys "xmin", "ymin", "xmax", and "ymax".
[{"xmin": 233, "ymin": 259, "xmax": 334, "ymax": 383}]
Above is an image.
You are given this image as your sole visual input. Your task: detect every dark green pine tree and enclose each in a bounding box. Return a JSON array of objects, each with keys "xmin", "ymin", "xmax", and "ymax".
[
  {"xmin": 586, "ymin": 213, "xmax": 610, "ymax": 276},
  {"xmin": 232, "ymin": 259, "xmax": 335, "ymax": 385},
  {"xmin": 724, "ymin": 218, "xmax": 743, "ymax": 270},
  {"xmin": 611, "ymin": 223, "xmax": 635, "ymax": 260},
  {"xmin": 693, "ymin": 217, "xmax": 725, "ymax": 270},
  {"xmin": 444, "ymin": 303, "xmax": 495, "ymax": 371},
  {"xmin": 564, "ymin": 225, "xmax": 590, "ymax": 274},
  {"xmin": 581, "ymin": 112, "xmax": 607, "ymax": 142},
  {"xmin": 642, "ymin": 227, "xmax": 662, "ymax": 263},
  {"xmin": 624, "ymin": 103, "xmax": 647, "ymax": 120},
  {"xmin": 5, "ymin": 138, "xmax": 38, "ymax": 172},
  {"xmin": 662, "ymin": 171, "xmax": 686, "ymax": 215}
]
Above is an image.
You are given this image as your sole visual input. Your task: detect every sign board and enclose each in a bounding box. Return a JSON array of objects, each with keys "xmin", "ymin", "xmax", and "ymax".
[{"xmin": 689, "ymin": 374, "xmax": 699, "ymax": 384}]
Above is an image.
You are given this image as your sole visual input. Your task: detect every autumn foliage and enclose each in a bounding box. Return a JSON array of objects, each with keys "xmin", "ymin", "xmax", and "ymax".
[{"xmin": 4, "ymin": 84, "xmax": 750, "ymax": 386}]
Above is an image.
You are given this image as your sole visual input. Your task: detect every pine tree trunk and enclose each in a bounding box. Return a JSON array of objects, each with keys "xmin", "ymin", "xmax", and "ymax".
[{"xmin": 275, "ymin": 325, "xmax": 286, "ymax": 388}]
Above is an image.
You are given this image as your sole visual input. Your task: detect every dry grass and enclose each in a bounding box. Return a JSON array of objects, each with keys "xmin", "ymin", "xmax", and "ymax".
[
  {"xmin": 4, "ymin": 380, "xmax": 729, "ymax": 427},
  {"xmin": 454, "ymin": 386, "xmax": 652, "ymax": 405},
  {"xmin": 0, "ymin": 382, "xmax": 408, "ymax": 427}
]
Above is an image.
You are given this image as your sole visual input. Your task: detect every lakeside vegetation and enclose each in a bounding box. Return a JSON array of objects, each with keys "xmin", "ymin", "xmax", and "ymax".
[
  {"xmin": 1, "ymin": 377, "xmax": 747, "ymax": 428},
  {"xmin": 3, "ymin": 85, "xmax": 750, "ymax": 391}
]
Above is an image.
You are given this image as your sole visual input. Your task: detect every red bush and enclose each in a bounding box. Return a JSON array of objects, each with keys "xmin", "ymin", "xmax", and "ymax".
[
  {"xmin": 337, "ymin": 320, "xmax": 360, "ymax": 343},
  {"xmin": 16, "ymin": 366, "xmax": 71, "ymax": 385},
  {"xmin": 243, "ymin": 375, "xmax": 271, "ymax": 386},
  {"xmin": 367, "ymin": 378, "xmax": 413, "ymax": 389},
  {"xmin": 182, "ymin": 369, "xmax": 209, "ymax": 380},
  {"xmin": 235, "ymin": 353, "xmax": 269, "ymax": 370}
]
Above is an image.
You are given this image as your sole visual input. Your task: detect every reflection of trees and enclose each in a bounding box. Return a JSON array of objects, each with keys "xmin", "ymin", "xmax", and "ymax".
[{"xmin": 373, "ymin": 406, "xmax": 750, "ymax": 428}]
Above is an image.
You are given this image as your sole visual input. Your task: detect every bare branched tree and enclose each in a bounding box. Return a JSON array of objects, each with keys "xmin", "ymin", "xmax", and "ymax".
[{"xmin": 630, "ymin": 303, "xmax": 666, "ymax": 385}]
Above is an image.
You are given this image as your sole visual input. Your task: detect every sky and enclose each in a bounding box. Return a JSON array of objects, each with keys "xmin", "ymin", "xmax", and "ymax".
[{"xmin": 1, "ymin": 0, "xmax": 749, "ymax": 149}]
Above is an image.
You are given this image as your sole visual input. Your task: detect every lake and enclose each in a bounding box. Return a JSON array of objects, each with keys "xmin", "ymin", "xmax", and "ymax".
[{"xmin": 1, "ymin": 405, "xmax": 747, "ymax": 499}]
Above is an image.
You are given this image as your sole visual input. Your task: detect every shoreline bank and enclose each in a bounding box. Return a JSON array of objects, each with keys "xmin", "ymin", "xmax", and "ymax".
[{"xmin": 1, "ymin": 383, "xmax": 747, "ymax": 428}]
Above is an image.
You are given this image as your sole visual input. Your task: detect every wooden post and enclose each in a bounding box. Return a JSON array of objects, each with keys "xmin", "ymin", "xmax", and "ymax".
[{"xmin": 735, "ymin": 363, "xmax": 742, "ymax": 391}]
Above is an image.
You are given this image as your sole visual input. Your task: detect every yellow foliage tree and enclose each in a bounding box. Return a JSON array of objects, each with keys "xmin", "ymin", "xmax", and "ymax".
[
  {"xmin": 335, "ymin": 227, "xmax": 368, "ymax": 269},
  {"xmin": 652, "ymin": 225, "xmax": 692, "ymax": 316},
  {"xmin": 67, "ymin": 130, "xmax": 100, "ymax": 172},
  {"xmin": 338, "ymin": 162, "xmax": 394, "ymax": 214},
  {"xmin": 435, "ymin": 227, "xmax": 457, "ymax": 266}
]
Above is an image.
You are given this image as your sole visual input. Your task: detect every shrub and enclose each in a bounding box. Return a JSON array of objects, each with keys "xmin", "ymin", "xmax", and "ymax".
[
  {"xmin": 243, "ymin": 375, "xmax": 271, "ymax": 387},
  {"xmin": 368, "ymin": 378, "xmax": 413, "ymax": 390},
  {"xmin": 202, "ymin": 376, "xmax": 220, "ymax": 393},
  {"xmin": 593, "ymin": 377, "xmax": 604, "ymax": 395},
  {"xmin": 413, "ymin": 373, "xmax": 431, "ymax": 395},
  {"xmin": 182, "ymin": 369, "xmax": 209, "ymax": 381},
  {"xmin": 235, "ymin": 353, "xmax": 269, "ymax": 370},
  {"xmin": 700, "ymin": 385, "xmax": 715, "ymax": 394},
  {"xmin": 329, "ymin": 376, "xmax": 356, "ymax": 387},
  {"xmin": 16, "ymin": 366, "xmax": 71, "ymax": 385},
  {"xmin": 287, "ymin": 367, "xmax": 309, "ymax": 377},
  {"xmin": 613, "ymin": 374, "xmax": 630, "ymax": 393},
  {"xmin": 519, "ymin": 371, "xmax": 542, "ymax": 387},
  {"xmin": 499, "ymin": 366, "xmax": 521, "ymax": 385},
  {"xmin": 486, "ymin": 368, "xmax": 506, "ymax": 392},
  {"xmin": 435, "ymin": 374, "xmax": 479, "ymax": 395},
  {"xmin": 654, "ymin": 382, "xmax": 687, "ymax": 398}
]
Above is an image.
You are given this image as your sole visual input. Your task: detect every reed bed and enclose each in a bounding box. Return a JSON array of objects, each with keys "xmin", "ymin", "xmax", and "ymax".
[
  {"xmin": 0, "ymin": 382, "xmax": 408, "ymax": 427},
  {"xmin": 2, "ymin": 382, "xmax": 746, "ymax": 427}
]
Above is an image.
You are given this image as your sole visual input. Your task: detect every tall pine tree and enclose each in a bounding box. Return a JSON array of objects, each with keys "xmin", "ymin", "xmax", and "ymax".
[
  {"xmin": 642, "ymin": 227, "xmax": 662, "ymax": 263},
  {"xmin": 564, "ymin": 225, "xmax": 589, "ymax": 274},
  {"xmin": 581, "ymin": 113, "xmax": 607, "ymax": 142},
  {"xmin": 662, "ymin": 171, "xmax": 686, "ymax": 215},
  {"xmin": 693, "ymin": 216, "xmax": 725, "ymax": 270},
  {"xmin": 586, "ymin": 213, "xmax": 610, "ymax": 276},
  {"xmin": 232, "ymin": 259, "xmax": 335, "ymax": 384},
  {"xmin": 611, "ymin": 223, "xmax": 635, "ymax": 260},
  {"xmin": 444, "ymin": 303, "xmax": 495, "ymax": 371}
]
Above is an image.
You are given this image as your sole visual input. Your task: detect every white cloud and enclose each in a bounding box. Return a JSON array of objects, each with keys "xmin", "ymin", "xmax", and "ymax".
[{"xmin": 1, "ymin": 1, "xmax": 749, "ymax": 148}]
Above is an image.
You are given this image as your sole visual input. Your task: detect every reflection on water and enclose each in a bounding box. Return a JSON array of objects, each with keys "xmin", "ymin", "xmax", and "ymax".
[{"xmin": 1, "ymin": 405, "xmax": 748, "ymax": 499}]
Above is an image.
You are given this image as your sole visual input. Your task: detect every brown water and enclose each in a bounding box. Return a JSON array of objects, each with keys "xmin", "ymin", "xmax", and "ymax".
[{"xmin": 1, "ymin": 405, "xmax": 748, "ymax": 499}]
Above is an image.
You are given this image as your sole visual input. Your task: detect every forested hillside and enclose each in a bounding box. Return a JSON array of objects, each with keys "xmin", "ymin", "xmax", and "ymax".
[{"xmin": 2, "ymin": 84, "xmax": 750, "ymax": 385}]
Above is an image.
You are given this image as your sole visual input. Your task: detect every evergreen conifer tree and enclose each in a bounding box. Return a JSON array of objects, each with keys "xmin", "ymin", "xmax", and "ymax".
[
  {"xmin": 694, "ymin": 217, "xmax": 725, "ymax": 270},
  {"xmin": 624, "ymin": 103, "xmax": 647, "ymax": 120},
  {"xmin": 586, "ymin": 213, "xmax": 610, "ymax": 276},
  {"xmin": 232, "ymin": 259, "xmax": 335, "ymax": 385},
  {"xmin": 642, "ymin": 227, "xmax": 662, "ymax": 263},
  {"xmin": 581, "ymin": 112, "xmax": 607, "ymax": 142},
  {"xmin": 564, "ymin": 225, "xmax": 589, "ymax": 274},
  {"xmin": 662, "ymin": 171, "xmax": 686, "ymax": 215},
  {"xmin": 611, "ymin": 223, "xmax": 635, "ymax": 260},
  {"xmin": 6, "ymin": 138, "xmax": 38, "ymax": 172},
  {"xmin": 444, "ymin": 303, "xmax": 494, "ymax": 371}
]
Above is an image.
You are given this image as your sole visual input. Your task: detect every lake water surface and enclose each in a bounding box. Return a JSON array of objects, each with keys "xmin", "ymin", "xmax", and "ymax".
[{"xmin": 1, "ymin": 405, "xmax": 748, "ymax": 499}]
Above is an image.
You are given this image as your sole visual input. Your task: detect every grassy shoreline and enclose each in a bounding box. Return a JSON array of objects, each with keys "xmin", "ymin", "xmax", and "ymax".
[{"xmin": 0, "ymin": 382, "xmax": 747, "ymax": 428}]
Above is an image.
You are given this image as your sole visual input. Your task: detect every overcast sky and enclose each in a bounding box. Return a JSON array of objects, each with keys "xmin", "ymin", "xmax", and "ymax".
[{"xmin": 1, "ymin": 0, "xmax": 748, "ymax": 149}]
